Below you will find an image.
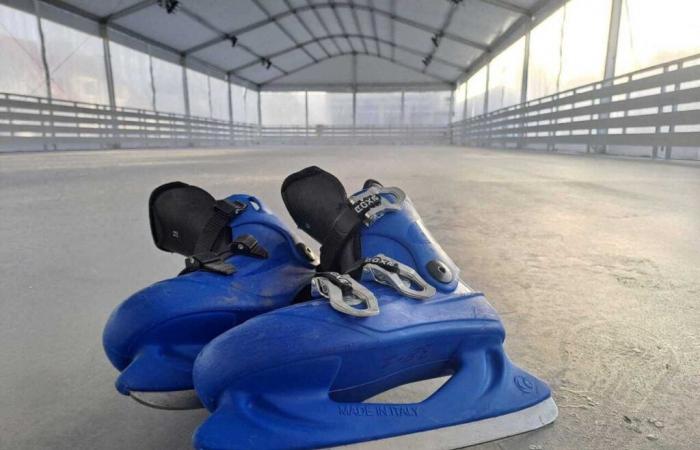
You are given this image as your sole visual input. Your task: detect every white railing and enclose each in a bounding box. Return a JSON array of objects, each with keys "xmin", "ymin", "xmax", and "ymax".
[
  {"xmin": 2, "ymin": 53, "xmax": 699, "ymax": 158},
  {"xmin": 259, "ymin": 125, "xmax": 450, "ymax": 145},
  {"xmin": 450, "ymin": 53, "xmax": 700, "ymax": 160},
  {"xmin": 0, "ymin": 94, "xmax": 259, "ymax": 152}
]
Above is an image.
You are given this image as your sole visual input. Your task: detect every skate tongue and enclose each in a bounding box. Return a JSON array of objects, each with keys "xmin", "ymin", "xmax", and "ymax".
[
  {"xmin": 282, "ymin": 166, "xmax": 361, "ymax": 272},
  {"xmin": 149, "ymin": 182, "xmax": 261, "ymax": 275},
  {"xmin": 282, "ymin": 167, "xmax": 405, "ymax": 272}
]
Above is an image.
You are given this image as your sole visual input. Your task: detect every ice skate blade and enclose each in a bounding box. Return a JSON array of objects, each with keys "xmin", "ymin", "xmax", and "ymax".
[
  {"xmin": 130, "ymin": 389, "xmax": 202, "ymax": 410},
  {"xmin": 327, "ymin": 397, "xmax": 558, "ymax": 450}
]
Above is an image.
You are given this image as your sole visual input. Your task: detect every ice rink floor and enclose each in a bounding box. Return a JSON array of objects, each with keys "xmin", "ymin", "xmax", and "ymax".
[{"xmin": 1, "ymin": 145, "xmax": 698, "ymax": 450}]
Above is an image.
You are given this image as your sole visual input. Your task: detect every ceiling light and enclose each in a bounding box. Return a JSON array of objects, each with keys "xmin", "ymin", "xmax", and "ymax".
[{"xmin": 156, "ymin": 0, "xmax": 179, "ymax": 14}]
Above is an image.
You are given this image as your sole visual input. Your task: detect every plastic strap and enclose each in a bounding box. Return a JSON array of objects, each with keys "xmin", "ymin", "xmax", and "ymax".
[
  {"xmin": 193, "ymin": 199, "xmax": 246, "ymax": 255},
  {"xmin": 319, "ymin": 206, "xmax": 363, "ymax": 272}
]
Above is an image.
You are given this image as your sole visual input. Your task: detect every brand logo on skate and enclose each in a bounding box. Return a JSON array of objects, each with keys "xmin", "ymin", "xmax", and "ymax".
[
  {"xmin": 353, "ymin": 194, "xmax": 381, "ymax": 215},
  {"xmin": 514, "ymin": 375, "xmax": 535, "ymax": 393},
  {"xmin": 337, "ymin": 405, "xmax": 419, "ymax": 417}
]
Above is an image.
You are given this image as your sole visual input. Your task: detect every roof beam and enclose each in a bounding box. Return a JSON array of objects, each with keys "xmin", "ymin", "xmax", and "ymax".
[
  {"xmin": 283, "ymin": 0, "xmax": 332, "ymax": 57},
  {"xmin": 460, "ymin": 0, "xmax": 562, "ymax": 81},
  {"xmin": 304, "ymin": 0, "xmax": 344, "ymax": 54},
  {"xmin": 103, "ymin": 0, "xmax": 155, "ymax": 23},
  {"xmin": 228, "ymin": 34, "xmax": 469, "ymax": 76},
  {"xmin": 329, "ymin": 3, "xmax": 359, "ymax": 54},
  {"xmin": 33, "ymin": 0, "xmax": 259, "ymax": 86},
  {"xmin": 183, "ymin": 2, "xmax": 489, "ymax": 56},
  {"xmin": 367, "ymin": 0, "xmax": 381, "ymax": 56},
  {"xmin": 421, "ymin": 0, "xmax": 459, "ymax": 72},
  {"xmin": 262, "ymin": 52, "xmax": 453, "ymax": 86},
  {"xmin": 348, "ymin": 1, "xmax": 371, "ymax": 55},
  {"xmin": 177, "ymin": 5, "xmax": 288, "ymax": 76},
  {"xmin": 478, "ymin": 0, "xmax": 531, "ymax": 16},
  {"xmin": 250, "ymin": 0, "xmax": 319, "ymax": 64},
  {"xmin": 389, "ymin": 0, "xmax": 396, "ymax": 61}
]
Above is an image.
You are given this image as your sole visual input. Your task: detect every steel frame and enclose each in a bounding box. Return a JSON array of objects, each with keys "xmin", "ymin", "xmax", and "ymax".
[{"xmin": 24, "ymin": 0, "xmax": 553, "ymax": 90}]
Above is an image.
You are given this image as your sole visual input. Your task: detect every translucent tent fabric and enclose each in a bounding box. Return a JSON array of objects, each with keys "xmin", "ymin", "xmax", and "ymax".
[
  {"xmin": 187, "ymin": 68, "xmax": 210, "ymax": 118},
  {"xmin": 209, "ymin": 77, "xmax": 229, "ymax": 121},
  {"xmin": 466, "ymin": 66, "xmax": 487, "ymax": 118},
  {"xmin": 152, "ymin": 57, "xmax": 185, "ymax": 115},
  {"xmin": 110, "ymin": 41, "xmax": 153, "ymax": 110},
  {"xmin": 231, "ymin": 84, "xmax": 246, "ymax": 123},
  {"xmin": 245, "ymin": 90, "xmax": 259, "ymax": 125},
  {"xmin": 616, "ymin": 0, "xmax": 700, "ymax": 74},
  {"xmin": 0, "ymin": 4, "xmax": 46, "ymax": 96},
  {"xmin": 404, "ymin": 91, "xmax": 451, "ymax": 126},
  {"xmin": 527, "ymin": 0, "xmax": 611, "ymax": 100},
  {"xmin": 261, "ymin": 92, "xmax": 306, "ymax": 126},
  {"xmin": 453, "ymin": 82, "xmax": 466, "ymax": 122},
  {"xmin": 308, "ymin": 92, "xmax": 353, "ymax": 126},
  {"xmin": 356, "ymin": 92, "xmax": 402, "ymax": 126},
  {"xmin": 41, "ymin": 19, "xmax": 108, "ymax": 104},
  {"xmin": 487, "ymin": 36, "xmax": 525, "ymax": 112}
]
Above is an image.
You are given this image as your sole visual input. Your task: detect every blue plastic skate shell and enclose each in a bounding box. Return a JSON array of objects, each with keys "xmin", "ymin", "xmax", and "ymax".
[
  {"xmin": 102, "ymin": 195, "xmax": 316, "ymax": 403},
  {"xmin": 192, "ymin": 193, "xmax": 556, "ymax": 449}
]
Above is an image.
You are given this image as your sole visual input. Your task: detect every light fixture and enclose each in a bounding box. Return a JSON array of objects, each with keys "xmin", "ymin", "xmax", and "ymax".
[
  {"xmin": 229, "ymin": 36, "xmax": 238, "ymax": 47},
  {"xmin": 422, "ymin": 55, "xmax": 433, "ymax": 66},
  {"xmin": 156, "ymin": 0, "xmax": 179, "ymax": 14},
  {"xmin": 431, "ymin": 33, "xmax": 441, "ymax": 47},
  {"xmin": 261, "ymin": 58, "xmax": 272, "ymax": 70}
]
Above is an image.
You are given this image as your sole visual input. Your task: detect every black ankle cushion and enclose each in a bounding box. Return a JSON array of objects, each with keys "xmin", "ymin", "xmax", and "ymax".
[
  {"xmin": 149, "ymin": 182, "xmax": 231, "ymax": 256},
  {"xmin": 281, "ymin": 166, "xmax": 361, "ymax": 272}
]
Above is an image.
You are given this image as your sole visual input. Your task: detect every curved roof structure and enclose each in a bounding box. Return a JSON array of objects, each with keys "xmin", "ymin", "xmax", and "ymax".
[{"xmin": 39, "ymin": 0, "xmax": 552, "ymax": 88}]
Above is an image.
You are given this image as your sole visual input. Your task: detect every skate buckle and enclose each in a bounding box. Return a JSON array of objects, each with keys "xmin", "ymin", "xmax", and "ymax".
[
  {"xmin": 361, "ymin": 254, "xmax": 436, "ymax": 300},
  {"xmin": 311, "ymin": 272, "xmax": 379, "ymax": 317},
  {"xmin": 348, "ymin": 186, "xmax": 406, "ymax": 226}
]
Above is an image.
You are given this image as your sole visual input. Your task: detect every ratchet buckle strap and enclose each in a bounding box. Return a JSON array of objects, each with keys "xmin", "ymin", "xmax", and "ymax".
[
  {"xmin": 320, "ymin": 185, "xmax": 407, "ymax": 272},
  {"xmin": 347, "ymin": 186, "xmax": 406, "ymax": 226},
  {"xmin": 359, "ymin": 254, "xmax": 436, "ymax": 300},
  {"xmin": 183, "ymin": 234, "xmax": 269, "ymax": 275},
  {"xmin": 311, "ymin": 272, "xmax": 380, "ymax": 317}
]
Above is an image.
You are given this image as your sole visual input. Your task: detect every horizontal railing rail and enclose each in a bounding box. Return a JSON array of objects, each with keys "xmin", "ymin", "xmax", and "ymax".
[
  {"xmin": 0, "ymin": 92, "xmax": 259, "ymax": 151},
  {"xmin": 258, "ymin": 125, "xmax": 449, "ymax": 145},
  {"xmin": 450, "ymin": 53, "xmax": 700, "ymax": 160}
]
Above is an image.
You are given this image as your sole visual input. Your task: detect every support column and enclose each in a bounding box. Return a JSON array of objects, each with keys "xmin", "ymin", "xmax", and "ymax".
[
  {"xmin": 180, "ymin": 56, "xmax": 192, "ymax": 146},
  {"xmin": 352, "ymin": 53, "xmax": 358, "ymax": 142},
  {"xmin": 147, "ymin": 46, "xmax": 156, "ymax": 112},
  {"xmin": 100, "ymin": 23, "xmax": 118, "ymax": 149},
  {"xmin": 483, "ymin": 64, "xmax": 491, "ymax": 147},
  {"xmin": 227, "ymin": 74, "xmax": 234, "ymax": 145},
  {"xmin": 257, "ymin": 88, "xmax": 262, "ymax": 142},
  {"xmin": 400, "ymin": 90, "xmax": 405, "ymax": 124},
  {"xmin": 34, "ymin": 0, "xmax": 53, "ymax": 150},
  {"xmin": 304, "ymin": 90, "xmax": 309, "ymax": 141},
  {"xmin": 519, "ymin": 32, "xmax": 531, "ymax": 149},
  {"xmin": 598, "ymin": 0, "xmax": 623, "ymax": 154},
  {"xmin": 181, "ymin": 57, "xmax": 191, "ymax": 117},
  {"xmin": 448, "ymin": 89, "xmax": 454, "ymax": 145}
]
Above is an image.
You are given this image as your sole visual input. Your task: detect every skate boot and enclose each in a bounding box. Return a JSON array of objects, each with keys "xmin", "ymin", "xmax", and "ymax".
[
  {"xmin": 192, "ymin": 167, "xmax": 557, "ymax": 448},
  {"xmin": 102, "ymin": 182, "xmax": 316, "ymax": 409}
]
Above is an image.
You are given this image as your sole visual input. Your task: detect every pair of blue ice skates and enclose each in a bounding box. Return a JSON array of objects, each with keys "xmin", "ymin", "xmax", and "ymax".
[{"xmin": 103, "ymin": 166, "xmax": 557, "ymax": 449}]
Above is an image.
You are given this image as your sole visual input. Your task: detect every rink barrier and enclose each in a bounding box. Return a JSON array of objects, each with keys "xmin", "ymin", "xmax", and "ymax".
[{"xmin": 450, "ymin": 53, "xmax": 700, "ymax": 160}]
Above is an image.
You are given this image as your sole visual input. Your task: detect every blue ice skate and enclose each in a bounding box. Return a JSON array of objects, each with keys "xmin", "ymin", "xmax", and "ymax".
[
  {"xmin": 103, "ymin": 182, "xmax": 316, "ymax": 409},
  {"xmin": 192, "ymin": 167, "xmax": 557, "ymax": 449}
]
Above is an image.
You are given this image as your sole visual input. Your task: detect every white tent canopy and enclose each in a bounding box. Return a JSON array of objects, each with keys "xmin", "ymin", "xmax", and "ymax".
[{"xmin": 27, "ymin": 0, "xmax": 548, "ymax": 89}]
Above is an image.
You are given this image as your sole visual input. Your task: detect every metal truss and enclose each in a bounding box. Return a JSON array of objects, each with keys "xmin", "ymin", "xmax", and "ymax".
[
  {"xmin": 262, "ymin": 52, "xmax": 454, "ymax": 86},
  {"xmin": 228, "ymin": 33, "xmax": 470, "ymax": 76},
  {"xmin": 34, "ymin": 0, "xmax": 542, "ymax": 88},
  {"xmin": 183, "ymin": 2, "xmax": 491, "ymax": 57}
]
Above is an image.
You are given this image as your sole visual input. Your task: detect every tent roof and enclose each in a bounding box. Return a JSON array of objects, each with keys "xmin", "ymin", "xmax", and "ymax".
[{"xmin": 38, "ymin": 0, "xmax": 554, "ymax": 89}]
